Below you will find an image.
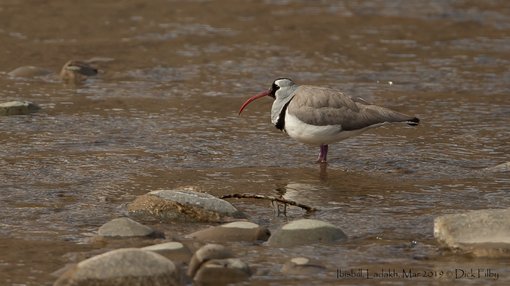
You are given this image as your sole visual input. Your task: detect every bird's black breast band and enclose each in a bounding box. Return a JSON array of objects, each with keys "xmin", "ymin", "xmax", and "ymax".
[{"xmin": 275, "ymin": 102, "xmax": 290, "ymax": 131}]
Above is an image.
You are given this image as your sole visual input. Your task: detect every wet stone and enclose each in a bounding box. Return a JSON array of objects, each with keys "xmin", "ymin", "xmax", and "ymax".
[
  {"xmin": 434, "ymin": 208, "xmax": 510, "ymax": 257},
  {"xmin": 142, "ymin": 242, "xmax": 192, "ymax": 264},
  {"xmin": 85, "ymin": 56, "xmax": 115, "ymax": 64},
  {"xmin": 54, "ymin": 248, "xmax": 179, "ymax": 286},
  {"xmin": 98, "ymin": 217, "xmax": 156, "ymax": 238},
  {"xmin": 60, "ymin": 60, "xmax": 98, "ymax": 84},
  {"xmin": 187, "ymin": 244, "xmax": 233, "ymax": 278},
  {"xmin": 193, "ymin": 258, "xmax": 251, "ymax": 284},
  {"xmin": 267, "ymin": 219, "xmax": 347, "ymax": 247},
  {"xmin": 187, "ymin": 221, "xmax": 270, "ymax": 242},
  {"xmin": 128, "ymin": 188, "xmax": 245, "ymax": 223},
  {"xmin": 281, "ymin": 257, "xmax": 326, "ymax": 275},
  {"xmin": 485, "ymin": 162, "xmax": 510, "ymax": 173},
  {"xmin": 7, "ymin": 66, "xmax": 52, "ymax": 77},
  {"xmin": 7, "ymin": 60, "xmax": 100, "ymax": 84},
  {"xmin": 0, "ymin": 101, "xmax": 40, "ymax": 116}
]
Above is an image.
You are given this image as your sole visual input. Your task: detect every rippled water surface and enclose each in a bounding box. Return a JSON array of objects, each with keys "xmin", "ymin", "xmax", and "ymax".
[{"xmin": 1, "ymin": 0, "xmax": 509, "ymax": 285}]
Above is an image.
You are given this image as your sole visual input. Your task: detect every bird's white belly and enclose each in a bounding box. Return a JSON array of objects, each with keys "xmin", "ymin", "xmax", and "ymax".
[{"xmin": 284, "ymin": 111, "xmax": 376, "ymax": 146}]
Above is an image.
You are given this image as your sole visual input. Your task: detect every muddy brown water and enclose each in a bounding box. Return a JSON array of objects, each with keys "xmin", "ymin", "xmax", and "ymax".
[{"xmin": 1, "ymin": 0, "xmax": 509, "ymax": 285}]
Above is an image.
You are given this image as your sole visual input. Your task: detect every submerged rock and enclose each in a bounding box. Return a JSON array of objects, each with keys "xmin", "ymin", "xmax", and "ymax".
[
  {"xmin": 187, "ymin": 221, "xmax": 270, "ymax": 242},
  {"xmin": 98, "ymin": 217, "xmax": 156, "ymax": 238},
  {"xmin": 8, "ymin": 60, "xmax": 99, "ymax": 84},
  {"xmin": 193, "ymin": 258, "xmax": 251, "ymax": 284},
  {"xmin": 85, "ymin": 56, "xmax": 115, "ymax": 64},
  {"xmin": 60, "ymin": 60, "xmax": 98, "ymax": 84},
  {"xmin": 142, "ymin": 242, "xmax": 192, "ymax": 264},
  {"xmin": 0, "ymin": 101, "xmax": 40, "ymax": 116},
  {"xmin": 187, "ymin": 244, "xmax": 233, "ymax": 278},
  {"xmin": 267, "ymin": 219, "xmax": 347, "ymax": 247},
  {"xmin": 187, "ymin": 244, "xmax": 251, "ymax": 284},
  {"xmin": 7, "ymin": 66, "xmax": 52, "ymax": 77},
  {"xmin": 434, "ymin": 208, "xmax": 510, "ymax": 257},
  {"xmin": 485, "ymin": 162, "xmax": 510, "ymax": 173},
  {"xmin": 281, "ymin": 257, "xmax": 326, "ymax": 275},
  {"xmin": 128, "ymin": 188, "xmax": 244, "ymax": 223},
  {"xmin": 54, "ymin": 248, "xmax": 179, "ymax": 286}
]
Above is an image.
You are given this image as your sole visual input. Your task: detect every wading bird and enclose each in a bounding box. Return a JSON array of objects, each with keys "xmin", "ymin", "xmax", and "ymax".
[{"xmin": 239, "ymin": 78, "xmax": 419, "ymax": 163}]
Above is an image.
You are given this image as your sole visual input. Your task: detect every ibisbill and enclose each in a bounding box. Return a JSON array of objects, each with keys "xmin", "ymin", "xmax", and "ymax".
[{"xmin": 239, "ymin": 78, "xmax": 420, "ymax": 163}]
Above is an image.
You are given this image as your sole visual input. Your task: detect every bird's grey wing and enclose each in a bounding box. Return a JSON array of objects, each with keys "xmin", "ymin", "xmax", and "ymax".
[{"xmin": 288, "ymin": 86, "xmax": 418, "ymax": 130}]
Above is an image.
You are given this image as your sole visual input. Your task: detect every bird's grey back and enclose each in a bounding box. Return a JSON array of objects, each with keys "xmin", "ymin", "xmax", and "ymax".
[{"xmin": 288, "ymin": 85, "xmax": 418, "ymax": 130}]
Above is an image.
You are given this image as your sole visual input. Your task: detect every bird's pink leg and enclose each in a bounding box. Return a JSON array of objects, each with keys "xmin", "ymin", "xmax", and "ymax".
[{"xmin": 317, "ymin": 144, "xmax": 328, "ymax": 163}]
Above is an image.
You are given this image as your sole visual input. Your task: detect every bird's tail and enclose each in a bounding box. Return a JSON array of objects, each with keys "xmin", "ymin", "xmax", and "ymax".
[
  {"xmin": 406, "ymin": 117, "xmax": 420, "ymax": 126},
  {"xmin": 366, "ymin": 105, "xmax": 420, "ymax": 127}
]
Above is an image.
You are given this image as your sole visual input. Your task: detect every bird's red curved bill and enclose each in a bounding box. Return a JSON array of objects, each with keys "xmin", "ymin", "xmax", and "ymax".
[{"xmin": 238, "ymin": 90, "xmax": 270, "ymax": 115}]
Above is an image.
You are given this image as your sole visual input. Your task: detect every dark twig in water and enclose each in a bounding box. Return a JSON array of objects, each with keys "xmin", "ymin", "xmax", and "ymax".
[{"xmin": 220, "ymin": 193, "xmax": 318, "ymax": 213}]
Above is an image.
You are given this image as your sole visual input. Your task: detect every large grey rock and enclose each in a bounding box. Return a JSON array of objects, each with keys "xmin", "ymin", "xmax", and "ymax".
[
  {"xmin": 142, "ymin": 242, "xmax": 192, "ymax": 264},
  {"xmin": 193, "ymin": 258, "xmax": 251, "ymax": 284},
  {"xmin": 0, "ymin": 101, "xmax": 40, "ymax": 116},
  {"xmin": 434, "ymin": 208, "xmax": 510, "ymax": 257},
  {"xmin": 98, "ymin": 217, "xmax": 156, "ymax": 238},
  {"xmin": 128, "ymin": 189, "xmax": 244, "ymax": 222},
  {"xmin": 267, "ymin": 219, "xmax": 347, "ymax": 247},
  {"xmin": 54, "ymin": 248, "xmax": 179, "ymax": 286},
  {"xmin": 187, "ymin": 221, "xmax": 270, "ymax": 242}
]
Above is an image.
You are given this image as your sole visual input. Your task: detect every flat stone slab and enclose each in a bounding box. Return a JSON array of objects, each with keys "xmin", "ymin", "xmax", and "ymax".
[
  {"xmin": 54, "ymin": 248, "xmax": 179, "ymax": 286},
  {"xmin": 0, "ymin": 101, "xmax": 40, "ymax": 116},
  {"xmin": 128, "ymin": 189, "xmax": 245, "ymax": 222},
  {"xmin": 98, "ymin": 217, "xmax": 155, "ymax": 237},
  {"xmin": 267, "ymin": 219, "xmax": 347, "ymax": 247},
  {"xmin": 434, "ymin": 208, "xmax": 510, "ymax": 257},
  {"xmin": 187, "ymin": 221, "xmax": 270, "ymax": 242},
  {"xmin": 142, "ymin": 242, "xmax": 192, "ymax": 264}
]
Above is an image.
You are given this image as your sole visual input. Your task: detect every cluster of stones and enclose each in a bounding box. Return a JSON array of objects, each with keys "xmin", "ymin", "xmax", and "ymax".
[
  {"xmin": 53, "ymin": 188, "xmax": 510, "ymax": 285},
  {"xmin": 53, "ymin": 188, "xmax": 347, "ymax": 285},
  {"xmin": 2, "ymin": 59, "xmax": 108, "ymax": 117},
  {"xmin": 7, "ymin": 58, "xmax": 105, "ymax": 84}
]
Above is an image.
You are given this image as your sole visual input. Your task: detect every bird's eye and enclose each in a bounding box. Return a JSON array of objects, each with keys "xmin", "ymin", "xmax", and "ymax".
[{"xmin": 269, "ymin": 82, "xmax": 280, "ymax": 98}]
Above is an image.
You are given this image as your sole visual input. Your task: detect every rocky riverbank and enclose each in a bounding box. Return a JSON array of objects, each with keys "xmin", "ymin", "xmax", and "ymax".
[{"xmin": 51, "ymin": 188, "xmax": 510, "ymax": 285}]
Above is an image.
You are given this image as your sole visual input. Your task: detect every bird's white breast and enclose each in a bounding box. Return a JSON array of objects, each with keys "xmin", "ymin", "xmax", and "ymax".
[{"xmin": 284, "ymin": 109, "xmax": 378, "ymax": 146}]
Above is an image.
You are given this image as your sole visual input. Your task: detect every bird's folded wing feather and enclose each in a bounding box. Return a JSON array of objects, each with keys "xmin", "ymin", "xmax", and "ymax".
[{"xmin": 288, "ymin": 85, "xmax": 415, "ymax": 131}]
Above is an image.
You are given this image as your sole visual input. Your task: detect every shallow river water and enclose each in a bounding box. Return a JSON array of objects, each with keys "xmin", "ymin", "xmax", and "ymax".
[{"xmin": 1, "ymin": 0, "xmax": 509, "ymax": 285}]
